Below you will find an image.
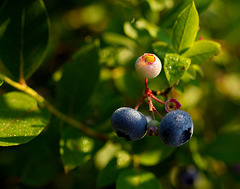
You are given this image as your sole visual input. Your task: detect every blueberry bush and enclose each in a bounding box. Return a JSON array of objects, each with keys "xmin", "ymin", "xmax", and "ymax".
[{"xmin": 0, "ymin": 0, "xmax": 239, "ymax": 188}]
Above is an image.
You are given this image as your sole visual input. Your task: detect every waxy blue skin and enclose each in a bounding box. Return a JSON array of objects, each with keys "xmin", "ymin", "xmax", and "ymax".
[
  {"xmin": 159, "ymin": 110, "xmax": 193, "ymax": 147},
  {"xmin": 111, "ymin": 107, "xmax": 147, "ymax": 141}
]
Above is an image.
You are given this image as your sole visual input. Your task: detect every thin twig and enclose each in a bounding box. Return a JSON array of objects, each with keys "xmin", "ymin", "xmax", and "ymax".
[{"xmin": 0, "ymin": 74, "xmax": 109, "ymax": 141}]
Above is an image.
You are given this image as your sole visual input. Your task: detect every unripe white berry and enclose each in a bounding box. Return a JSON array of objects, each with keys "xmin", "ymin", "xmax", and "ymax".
[{"xmin": 135, "ymin": 53, "xmax": 161, "ymax": 79}]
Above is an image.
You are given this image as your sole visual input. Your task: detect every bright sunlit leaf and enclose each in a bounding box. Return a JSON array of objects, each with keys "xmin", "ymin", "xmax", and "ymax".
[
  {"xmin": 0, "ymin": 92, "xmax": 50, "ymax": 146},
  {"xmin": 116, "ymin": 169, "xmax": 161, "ymax": 189},
  {"xmin": 164, "ymin": 53, "xmax": 191, "ymax": 86},
  {"xmin": 182, "ymin": 40, "xmax": 221, "ymax": 64},
  {"xmin": 172, "ymin": 1, "xmax": 199, "ymax": 53}
]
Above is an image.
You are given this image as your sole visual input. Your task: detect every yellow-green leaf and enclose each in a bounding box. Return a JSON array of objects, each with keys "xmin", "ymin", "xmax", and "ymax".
[
  {"xmin": 172, "ymin": 1, "xmax": 199, "ymax": 53},
  {"xmin": 60, "ymin": 126, "xmax": 96, "ymax": 173},
  {"xmin": 116, "ymin": 169, "xmax": 161, "ymax": 189},
  {"xmin": 164, "ymin": 53, "xmax": 191, "ymax": 86},
  {"xmin": 0, "ymin": 92, "xmax": 51, "ymax": 146},
  {"xmin": 182, "ymin": 40, "xmax": 221, "ymax": 64},
  {"xmin": 152, "ymin": 41, "xmax": 174, "ymax": 60}
]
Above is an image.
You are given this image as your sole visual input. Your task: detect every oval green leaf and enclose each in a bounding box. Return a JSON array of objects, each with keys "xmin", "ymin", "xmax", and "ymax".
[
  {"xmin": 56, "ymin": 42, "xmax": 100, "ymax": 115},
  {"xmin": 0, "ymin": 0, "xmax": 50, "ymax": 81},
  {"xmin": 164, "ymin": 53, "xmax": 191, "ymax": 86},
  {"xmin": 152, "ymin": 41, "xmax": 175, "ymax": 60},
  {"xmin": 97, "ymin": 158, "xmax": 128, "ymax": 188},
  {"xmin": 172, "ymin": 1, "xmax": 199, "ymax": 54},
  {"xmin": 116, "ymin": 169, "xmax": 161, "ymax": 189},
  {"xmin": 159, "ymin": 0, "xmax": 192, "ymax": 28},
  {"xmin": 131, "ymin": 135, "xmax": 174, "ymax": 167},
  {"xmin": 138, "ymin": 137, "xmax": 174, "ymax": 166},
  {"xmin": 182, "ymin": 40, "xmax": 221, "ymax": 64},
  {"xmin": 60, "ymin": 126, "xmax": 96, "ymax": 173},
  {"xmin": 0, "ymin": 92, "xmax": 51, "ymax": 146}
]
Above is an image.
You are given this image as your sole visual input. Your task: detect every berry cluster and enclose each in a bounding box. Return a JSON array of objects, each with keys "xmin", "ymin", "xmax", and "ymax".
[{"xmin": 111, "ymin": 53, "xmax": 193, "ymax": 147}]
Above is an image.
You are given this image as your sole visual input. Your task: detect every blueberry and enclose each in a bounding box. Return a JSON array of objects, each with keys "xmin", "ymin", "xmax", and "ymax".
[
  {"xmin": 178, "ymin": 165, "xmax": 199, "ymax": 188},
  {"xmin": 159, "ymin": 110, "xmax": 193, "ymax": 147},
  {"xmin": 111, "ymin": 107, "xmax": 147, "ymax": 141}
]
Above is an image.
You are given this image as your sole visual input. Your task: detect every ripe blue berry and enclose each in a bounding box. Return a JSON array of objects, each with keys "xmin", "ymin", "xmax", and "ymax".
[
  {"xmin": 178, "ymin": 166, "xmax": 199, "ymax": 188},
  {"xmin": 159, "ymin": 110, "xmax": 193, "ymax": 147},
  {"xmin": 111, "ymin": 107, "xmax": 147, "ymax": 141},
  {"xmin": 135, "ymin": 53, "xmax": 161, "ymax": 79}
]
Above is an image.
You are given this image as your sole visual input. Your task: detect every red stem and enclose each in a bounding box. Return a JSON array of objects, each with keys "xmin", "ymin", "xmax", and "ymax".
[
  {"xmin": 145, "ymin": 78, "xmax": 148, "ymax": 94},
  {"xmin": 152, "ymin": 107, "xmax": 163, "ymax": 119},
  {"xmin": 135, "ymin": 94, "xmax": 147, "ymax": 110},
  {"xmin": 148, "ymin": 94, "xmax": 163, "ymax": 119},
  {"xmin": 134, "ymin": 78, "xmax": 164, "ymax": 119},
  {"xmin": 150, "ymin": 93, "xmax": 165, "ymax": 105}
]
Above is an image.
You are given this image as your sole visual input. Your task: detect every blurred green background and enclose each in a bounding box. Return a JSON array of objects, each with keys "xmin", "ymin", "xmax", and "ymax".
[{"xmin": 0, "ymin": 0, "xmax": 240, "ymax": 188}]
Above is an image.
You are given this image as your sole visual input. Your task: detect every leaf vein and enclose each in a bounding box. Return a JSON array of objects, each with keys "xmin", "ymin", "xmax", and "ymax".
[
  {"xmin": 19, "ymin": 2, "xmax": 25, "ymax": 82},
  {"xmin": 177, "ymin": 4, "xmax": 192, "ymax": 53},
  {"xmin": 0, "ymin": 106, "xmax": 38, "ymax": 133}
]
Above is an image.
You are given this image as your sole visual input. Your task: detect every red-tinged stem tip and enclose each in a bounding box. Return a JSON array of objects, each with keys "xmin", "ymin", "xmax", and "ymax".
[{"xmin": 19, "ymin": 77, "xmax": 26, "ymax": 85}]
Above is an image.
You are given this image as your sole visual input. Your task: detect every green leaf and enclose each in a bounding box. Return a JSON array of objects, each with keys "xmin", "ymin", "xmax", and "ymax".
[
  {"xmin": 0, "ymin": 92, "xmax": 51, "ymax": 146},
  {"xmin": 95, "ymin": 141, "xmax": 122, "ymax": 170},
  {"xmin": 138, "ymin": 136, "xmax": 174, "ymax": 166},
  {"xmin": 205, "ymin": 131, "xmax": 240, "ymax": 164},
  {"xmin": 97, "ymin": 158, "xmax": 127, "ymax": 188},
  {"xmin": 131, "ymin": 135, "xmax": 174, "ymax": 166},
  {"xmin": 152, "ymin": 41, "xmax": 175, "ymax": 60},
  {"xmin": 116, "ymin": 169, "xmax": 161, "ymax": 189},
  {"xmin": 160, "ymin": 0, "xmax": 192, "ymax": 28},
  {"xmin": 183, "ymin": 64, "xmax": 204, "ymax": 80},
  {"xmin": 182, "ymin": 40, "xmax": 221, "ymax": 64},
  {"xmin": 164, "ymin": 53, "xmax": 191, "ymax": 86},
  {"xmin": 148, "ymin": 70, "xmax": 169, "ymax": 92},
  {"xmin": 102, "ymin": 32, "xmax": 137, "ymax": 50},
  {"xmin": 172, "ymin": 1, "xmax": 199, "ymax": 53},
  {"xmin": 0, "ymin": 78, "xmax": 3, "ymax": 86},
  {"xmin": 60, "ymin": 126, "xmax": 96, "ymax": 173},
  {"xmin": 123, "ymin": 21, "xmax": 138, "ymax": 39},
  {"xmin": 113, "ymin": 69, "xmax": 142, "ymax": 99},
  {"xmin": 124, "ymin": 19, "xmax": 171, "ymax": 44},
  {"xmin": 56, "ymin": 42, "xmax": 100, "ymax": 115},
  {"xmin": 0, "ymin": 0, "xmax": 50, "ymax": 80}
]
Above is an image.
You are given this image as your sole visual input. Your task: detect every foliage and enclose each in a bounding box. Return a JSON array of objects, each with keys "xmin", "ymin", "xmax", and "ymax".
[{"xmin": 0, "ymin": 0, "xmax": 239, "ymax": 188}]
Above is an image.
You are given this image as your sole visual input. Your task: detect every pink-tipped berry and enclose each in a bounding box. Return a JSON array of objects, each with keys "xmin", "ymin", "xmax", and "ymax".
[{"xmin": 135, "ymin": 53, "xmax": 161, "ymax": 79}]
